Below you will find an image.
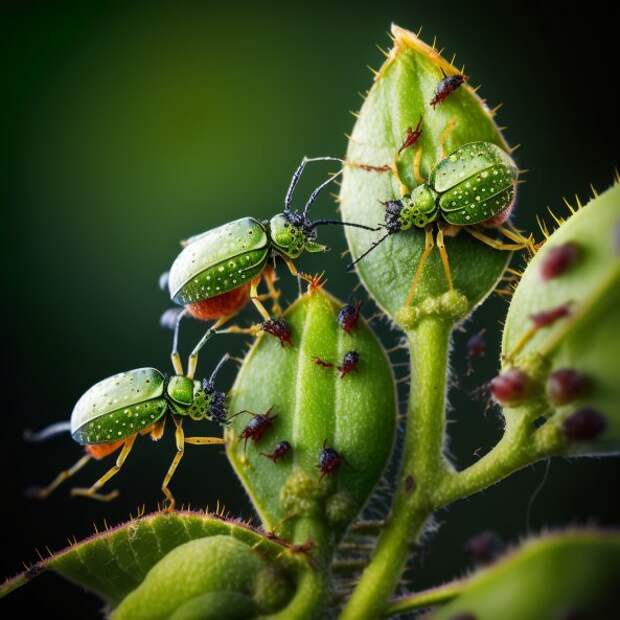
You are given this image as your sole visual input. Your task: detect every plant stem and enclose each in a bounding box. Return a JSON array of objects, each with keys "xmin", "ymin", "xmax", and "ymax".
[
  {"xmin": 339, "ymin": 318, "xmax": 452, "ymax": 620},
  {"xmin": 383, "ymin": 579, "xmax": 466, "ymax": 616}
]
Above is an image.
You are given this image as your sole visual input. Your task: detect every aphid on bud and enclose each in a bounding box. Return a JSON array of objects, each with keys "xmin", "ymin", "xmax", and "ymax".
[
  {"xmin": 430, "ymin": 70, "xmax": 468, "ymax": 108},
  {"xmin": 261, "ymin": 319, "xmax": 293, "ymax": 347},
  {"xmin": 239, "ymin": 407, "xmax": 277, "ymax": 449},
  {"xmin": 562, "ymin": 407, "xmax": 606, "ymax": 442},
  {"xmin": 531, "ymin": 302, "xmax": 572, "ymax": 328},
  {"xmin": 337, "ymin": 300, "xmax": 362, "ymax": 333},
  {"xmin": 313, "ymin": 357, "xmax": 334, "ymax": 369},
  {"xmin": 540, "ymin": 242, "xmax": 579, "ymax": 280},
  {"xmin": 547, "ymin": 369, "xmax": 589, "ymax": 406},
  {"xmin": 338, "ymin": 351, "xmax": 360, "ymax": 377},
  {"xmin": 489, "ymin": 368, "xmax": 529, "ymax": 405},
  {"xmin": 319, "ymin": 440, "xmax": 344, "ymax": 479},
  {"xmin": 261, "ymin": 440, "xmax": 291, "ymax": 463},
  {"xmin": 466, "ymin": 329, "xmax": 486, "ymax": 374},
  {"xmin": 398, "ymin": 117, "xmax": 423, "ymax": 154},
  {"xmin": 465, "ymin": 531, "xmax": 504, "ymax": 566}
]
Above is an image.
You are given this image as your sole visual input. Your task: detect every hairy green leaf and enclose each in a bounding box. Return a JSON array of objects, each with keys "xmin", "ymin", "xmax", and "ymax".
[
  {"xmin": 226, "ymin": 285, "xmax": 396, "ymax": 545},
  {"xmin": 502, "ymin": 181, "xmax": 620, "ymax": 455}
]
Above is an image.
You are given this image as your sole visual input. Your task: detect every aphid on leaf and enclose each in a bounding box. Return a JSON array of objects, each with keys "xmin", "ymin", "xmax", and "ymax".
[
  {"xmin": 562, "ymin": 407, "xmax": 606, "ymax": 442},
  {"xmin": 261, "ymin": 440, "xmax": 292, "ymax": 463},
  {"xmin": 161, "ymin": 157, "xmax": 377, "ymax": 379},
  {"xmin": 489, "ymin": 368, "xmax": 529, "ymax": 405},
  {"xmin": 531, "ymin": 302, "xmax": 572, "ymax": 327},
  {"xmin": 313, "ymin": 357, "xmax": 334, "ymax": 369},
  {"xmin": 319, "ymin": 440, "xmax": 344, "ymax": 479},
  {"xmin": 239, "ymin": 407, "xmax": 277, "ymax": 449},
  {"xmin": 338, "ymin": 351, "xmax": 360, "ymax": 377},
  {"xmin": 397, "ymin": 117, "xmax": 423, "ymax": 154},
  {"xmin": 261, "ymin": 318, "xmax": 293, "ymax": 347},
  {"xmin": 430, "ymin": 69, "xmax": 468, "ymax": 108},
  {"xmin": 539, "ymin": 242, "xmax": 579, "ymax": 280},
  {"xmin": 337, "ymin": 300, "xmax": 362, "ymax": 333},
  {"xmin": 24, "ymin": 355, "xmax": 232, "ymax": 511},
  {"xmin": 350, "ymin": 142, "xmax": 533, "ymax": 303},
  {"xmin": 466, "ymin": 329, "xmax": 486, "ymax": 374}
]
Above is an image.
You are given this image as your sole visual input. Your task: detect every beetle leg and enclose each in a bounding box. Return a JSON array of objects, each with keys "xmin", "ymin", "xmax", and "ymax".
[
  {"xmin": 70, "ymin": 435, "xmax": 136, "ymax": 502},
  {"xmin": 496, "ymin": 225, "xmax": 536, "ymax": 255},
  {"xmin": 27, "ymin": 453, "xmax": 92, "ymax": 499},
  {"xmin": 436, "ymin": 224, "xmax": 454, "ymax": 290},
  {"xmin": 465, "ymin": 227, "xmax": 527, "ymax": 251},
  {"xmin": 438, "ymin": 117, "xmax": 457, "ymax": 159},
  {"xmin": 282, "ymin": 256, "xmax": 313, "ymax": 284},
  {"xmin": 187, "ymin": 314, "xmax": 235, "ymax": 380},
  {"xmin": 249, "ymin": 278, "xmax": 272, "ymax": 322},
  {"xmin": 405, "ymin": 226, "xmax": 435, "ymax": 306},
  {"xmin": 171, "ymin": 308, "xmax": 188, "ymax": 375},
  {"xmin": 263, "ymin": 266, "xmax": 283, "ymax": 317},
  {"xmin": 161, "ymin": 416, "xmax": 186, "ymax": 512}
]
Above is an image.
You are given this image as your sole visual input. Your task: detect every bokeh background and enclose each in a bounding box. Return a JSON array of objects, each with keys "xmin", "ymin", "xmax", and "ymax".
[{"xmin": 2, "ymin": 1, "xmax": 619, "ymax": 617}]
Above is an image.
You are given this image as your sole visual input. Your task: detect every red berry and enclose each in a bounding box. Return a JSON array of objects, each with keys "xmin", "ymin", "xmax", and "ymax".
[
  {"xmin": 547, "ymin": 369, "xmax": 589, "ymax": 405},
  {"xmin": 489, "ymin": 368, "xmax": 529, "ymax": 405}
]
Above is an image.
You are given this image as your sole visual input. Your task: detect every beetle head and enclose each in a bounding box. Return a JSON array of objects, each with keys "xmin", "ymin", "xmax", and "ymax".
[{"xmin": 269, "ymin": 212, "xmax": 326, "ymax": 259}]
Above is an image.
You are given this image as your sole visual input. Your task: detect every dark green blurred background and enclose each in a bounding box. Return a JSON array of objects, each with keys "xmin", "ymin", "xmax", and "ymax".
[{"xmin": 2, "ymin": 1, "xmax": 619, "ymax": 617}]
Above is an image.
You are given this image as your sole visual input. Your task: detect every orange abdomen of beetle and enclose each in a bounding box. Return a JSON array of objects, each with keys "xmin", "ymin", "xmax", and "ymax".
[
  {"xmin": 186, "ymin": 283, "xmax": 251, "ymax": 321},
  {"xmin": 86, "ymin": 440, "xmax": 124, "ymax": 460}
]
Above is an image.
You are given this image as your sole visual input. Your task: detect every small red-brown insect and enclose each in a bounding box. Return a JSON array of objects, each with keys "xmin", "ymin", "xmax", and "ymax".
[
  {"xmin": 398, "ymin": 117, "xmax": 423, "ymax": 154},
  {"xmin": 337, "ymin": 301, "xmax": 362, "ymax": 333},
  {"xmin": 430, "ymin": 70, "xmax": 468, "ymax": 108},
  {"xmin": 313, "ymin": 357, "xmax": 334, "ymax": 369},
  {"xmin": 465, "ymin": 531, "xmax": 504, "ymax": 566},
  {"xmin": 261, "ymin": 319, "xmax": 292, "ymax": 346},
  {"xmin": 261, "ymin": 440, "xmax": 291, "ymax": 463},
  {"xmin": 466, "ymin": 329, "xmax": 487, "ymax": 374},
  {"xmin": 318, "ymin": 440, "xmax": 344, "ymax": 479},
  {"xmin": 531, "ymin": 303, "xmax": 572, "ymax": 328},
  {"xmin": 239, "ymin": 408, "xmax": 277, "ymax": 449},
  {"xmin": 540, "ymin": 242, "xmax": 579, "ymax": 280},
  {"xmin": 338, "ymin": 351, "xmax": 360, "ymax": 377}
]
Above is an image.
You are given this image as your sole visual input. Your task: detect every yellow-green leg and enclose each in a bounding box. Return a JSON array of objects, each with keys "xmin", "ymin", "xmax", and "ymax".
[
  {"xmin": 161, "ymin": 416, "xmax": 185, "ymax": 511},
  {"xmin": 262, "ymin": 268, "xmax": 283, "ymax": 317},
  {"xmin": 436, "ymin": 224, "xmax": 454, "ymax": 290},
  {"xmin": 405, "ymin": 227, "xmax": 435, "ymax": 306},
  {"xmin": 29, "ymin": 453, "xmax": 91, "ymax": 499},
  {"xmin": 71, "ymin": 435, "xmax": 136, "ymax": 502},
  {"xmin": 249, "ymin": 277, "xmax": 272, "ymax": 322},
  {"xmin": 465, "ymin": 227, "xmax": 528, "ymax": 251},
  {"xmin": 496, "ymin": 225, "xmax": 536, "ymax": 254},
  {"xmin": 187, "ymin": 314, "xmax": 236, "ymax": 380}
]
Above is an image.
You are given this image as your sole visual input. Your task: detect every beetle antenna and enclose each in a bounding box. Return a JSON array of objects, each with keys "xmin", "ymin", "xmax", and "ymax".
[
  {"xmin": 347, "ymin": 232, "xmax": 391, "ymax": 271},
  {"xmin": 24, "ymin": 421, "xmax": 71, "ymax": 442},
  {"xmin": 208, "ymin": 353, "xmax": 231, "ymax": 385},
  {"xmin": 284, "ymin": 156, "xmax": 344, "ymax": 213},
  {"xmin": 302, "ymin": 169, "xmax": 344, "ymax": 217},
  {"xmin": 310, "ymin": 219, "xmax": 379, "ymax": 232}
]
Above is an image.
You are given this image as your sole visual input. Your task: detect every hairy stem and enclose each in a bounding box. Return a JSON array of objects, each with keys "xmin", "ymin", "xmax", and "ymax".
[
  {"xmin": 339, "ymin": 318, "xmax": 452, "ymax": 620},
  {"xmin": 383, "ymin": 579, "xmax": 466, "ymax": 616}
]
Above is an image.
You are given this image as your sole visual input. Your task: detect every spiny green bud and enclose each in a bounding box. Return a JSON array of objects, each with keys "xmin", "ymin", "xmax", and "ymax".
[
  {"xmin": 226, "ymin": 285, "xmax": 396, "ymax": 545},
  {"xmin": 340, "ymin": 24, "xmax": 514, "ymax": 328},
  {"xmin": 502, "ymin": 181, "xmax": 620, "ymax": 455}
]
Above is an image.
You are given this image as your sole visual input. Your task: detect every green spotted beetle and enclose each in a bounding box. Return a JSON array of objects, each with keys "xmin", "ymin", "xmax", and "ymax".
[{"xmin": 25, "ymin": 355, "xmax": 231, "ymax": 510}]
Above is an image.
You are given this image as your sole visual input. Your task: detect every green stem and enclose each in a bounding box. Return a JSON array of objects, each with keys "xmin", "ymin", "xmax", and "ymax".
[
  {"xmin": 263, "ymin": 518, "xmax": 329, "ymax": 620},
  {"xmin": 383, "ymin": 579, "xmax": 466, "ymax": 616},
  {"xmin": 339, "ymin": 318, "xmax": 452, "ymax": 620}
]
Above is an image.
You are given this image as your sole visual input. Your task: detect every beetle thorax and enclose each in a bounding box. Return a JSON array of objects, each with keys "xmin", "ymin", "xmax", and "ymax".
[
  {"xmin": 269, "ymin": 212, "xmax": 316, "ymax": 259},
  {"xmin": 401, "ymin": 184, "xmax": 439, "ymax": 229},
  {"xmin": 167, "ymin": 375, "xmax": 196, "ymax": 407}
]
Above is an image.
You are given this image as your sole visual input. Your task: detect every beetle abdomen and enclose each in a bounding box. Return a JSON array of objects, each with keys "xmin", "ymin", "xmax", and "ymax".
[
  {"xmin": 168, "ymin": 218, "xmax": 269, "ymax": 304},
  {"xmin": 73, "ymin": 398, "xmax": 168, "ymax": 445},
  {"xmin": 439, "ymin": 166, "xmax": 515, "ymax": 226},
  {"xmin": 186, "ymin": 283, "xmax": 251, "ymax": 320},
  {"xmin": 85, "ymin": 440, "xmax": 124, "ymax": 460},
  {"xmin": 173, "ymin": 251, "xmax": 267, "ymax": 305}
]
